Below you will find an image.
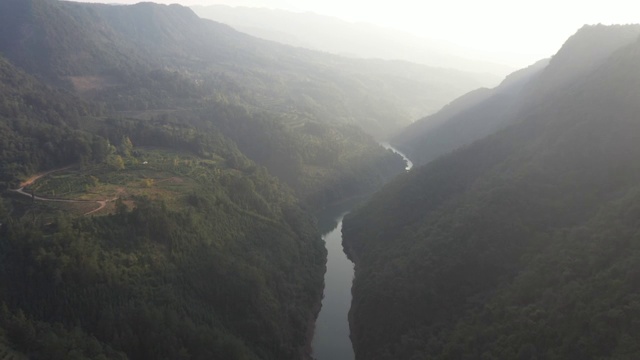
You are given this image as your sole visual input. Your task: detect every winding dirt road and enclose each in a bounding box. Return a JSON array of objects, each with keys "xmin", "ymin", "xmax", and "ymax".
[{"xmin": 9, "ymin": 166, "xmax": 118, "ymax": 216}]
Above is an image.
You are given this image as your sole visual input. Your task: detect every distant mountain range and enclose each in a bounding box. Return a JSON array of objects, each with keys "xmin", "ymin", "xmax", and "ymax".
[{"xmin": 192, "ymin": 5, "xmax": 513, "ymax": 77}]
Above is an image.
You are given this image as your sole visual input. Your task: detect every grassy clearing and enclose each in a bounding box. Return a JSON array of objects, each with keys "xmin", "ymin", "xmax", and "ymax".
[{"xmin": 18, "ymin": 148, "xmax": 226, "ymax": 217}]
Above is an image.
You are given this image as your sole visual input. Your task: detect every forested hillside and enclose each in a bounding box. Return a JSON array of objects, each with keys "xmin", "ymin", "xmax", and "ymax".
[
  {"xmin": 0, "ymin": 55, "xmax": 106, "ymax": 187},
  {"xmin": 1, "ymin": 180, "xmax": 325, "ymax": 360},
  {"xmin": 0, "ymin": 0, "xmax": 417, "ymax": 209},
  {"xmin": 191, "ymin": 103, "xmax": 404, "ymax": 208},
  {"xmin": 0, "ymin": 50, "xmax": 330, "ymax": 359},
  {"xmin": 0, "ymin": 0, "xmax": 436, "ymax": 358},
  {"xmin": 343, "ymin": 28, "xmax": 640, "ymax": 359},
  {"xmin": 392, "ymin": 24, "xmax": 640, "ymax": 166},
  {"xmin": 0, "ymin": 0, "xmax": 490, "ymax": 139}
]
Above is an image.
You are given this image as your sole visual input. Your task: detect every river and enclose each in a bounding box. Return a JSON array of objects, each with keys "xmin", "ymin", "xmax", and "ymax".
[
  {"xmin": 311, "ymin": 205, "xmax": 356, "ymax": 360},
  {"xmin": 381, "ymin": 142, "xmax": 413, "ymax": 171},
  {"xmin": 311, "ymin": 143, "xmax": 412, "ymax": 360}
]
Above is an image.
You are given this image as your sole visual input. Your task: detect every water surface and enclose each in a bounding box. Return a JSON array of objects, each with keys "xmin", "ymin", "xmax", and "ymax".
[
  {"xmin": 311, "ymin": 143, "xmax": 412, "ymax": 359},
  {"xmin": 381, "ymin": 142, "xmax": 413, "ymax": 170},
  {"xmin": 312, "ymin": 200, "xmax": 359, "ymax": 360}
]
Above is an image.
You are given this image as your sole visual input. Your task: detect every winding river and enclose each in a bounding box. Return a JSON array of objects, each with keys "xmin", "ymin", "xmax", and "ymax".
[
  {"xmin": 311, "ymin": 143, "xmax": 412, "ymax": 360},
  {"xmin": 381, "ymin": 142, "xmax": 413, "ymax": 171}
]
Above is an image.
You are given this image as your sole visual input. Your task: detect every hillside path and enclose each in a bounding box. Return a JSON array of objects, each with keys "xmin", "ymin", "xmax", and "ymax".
[{"xmin": 9, "ymin": 166, "xmax": 118, "ymax": 216}]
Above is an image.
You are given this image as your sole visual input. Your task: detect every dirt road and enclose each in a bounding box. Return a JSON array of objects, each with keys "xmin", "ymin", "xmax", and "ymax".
[{"xmin": 10, "ymin": 166, "xmax": 118, "ymax": 216}]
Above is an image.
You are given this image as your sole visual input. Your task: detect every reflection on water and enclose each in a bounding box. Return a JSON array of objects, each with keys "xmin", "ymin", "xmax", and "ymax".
[
  {"xmin": 380, "ymin": 142, "xmax": 413, "ymax": 171},
  {"xmin": 315, "ymin": 198, "xmax": 364, "ymax": 235},
  {"xmin": 312, "ymin": 143, "xmax": 412, "ymax": 360},
  {"xmin": 311, "ymin": 199, "xmax": 363, "ymax": 360}
]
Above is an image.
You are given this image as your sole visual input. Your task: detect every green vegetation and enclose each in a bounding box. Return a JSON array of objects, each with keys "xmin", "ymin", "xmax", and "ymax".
[
  {"xmin": 343, "ymin": 29, "xmax": 640, "ymax": 359},
  {"xmin": 0, "ymin": 55, "xmax": 105, "ymax": 188},
  {"xmin": 13, "ymin": 1, "xmax": 634, "ymax": 360},
  {"xmin": 0, "ymin": 0, "xmax": 488, "ymax": 139},
  {"xmin": 0, "ymin": 83, "xmax": 327, "ymax": 359},
  {"xmin": 0, "ymin": 0, "xmax": 409, "ymax": 206},
  {"xmin": 0, "ymin": 0, "xmax": 416, "ymax": 358},
  {"xmin": 1, "ymin": 191, "xmax": 325, "ymax": 359},
  {"xmin": 191, "ymin": 103, "xmax": 404, "ymax": 208}
]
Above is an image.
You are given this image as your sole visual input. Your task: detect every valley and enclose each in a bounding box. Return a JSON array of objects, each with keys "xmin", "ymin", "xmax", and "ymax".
[
  {"xmin": 343, "ymin": 24, "xmax": 640, "ymax": 359},
  {"xmin": 0, "ymin": 1, "xmax": 639, "ymax": 360},
  {"xmin": 0, "ymin": 0, "xmax": 416, "ymax": 358},
  {"xmin": 311, "ymin": 145, "xmax": 413, "ymax": 360}
]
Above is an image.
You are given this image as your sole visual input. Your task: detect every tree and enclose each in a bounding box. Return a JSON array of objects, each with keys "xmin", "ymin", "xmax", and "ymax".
[
  {"xmin": 91, "ymin": 136, "xmax": 110, "ymax": 163},
  {"xmin": 119, "ymin": 136, "xmax": 133, "ymax": 157},
  {"xmin": 107, "ymin": 155, "xmax": 125, "ymax": 171}
]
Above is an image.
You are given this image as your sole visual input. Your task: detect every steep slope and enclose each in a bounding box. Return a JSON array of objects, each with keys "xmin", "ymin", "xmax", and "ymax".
[
  {"xmin": 529, "ymin": 24, "xmax": 640, "ymax": 100},
  {"xmin": 190, "ymin": 103, "xmax": 405, "ymax": 208},
  {"xmin": 343, "ymin": 30, "xmax": 640, "ymax": 359},
  {"xmin": 0, "ymin": 0, "xmax": 147, "ymax": 84},
  {"xmin": 0, "ymin": 0, "xmax": 412, "ymax": 209},
  {"xmin": 393, "ymin": 24, "xmax": 640, "ymax": 167},
  {"xmin": 0, "ymin": 54, "xmax": 105, "ymax": 188},
  {"xmin": 391, "ymin": 59, "xmax": 547, "ymax": 166},
  {"xmin": 0, "ymin": 0, "xmax": 491, "ymax": 139},
  {"xmin": 1, "ymin": 170, "xmax": 326, "ymax": 360},
  {"xmin": 0, "ymin": 52, "xmax": 326, "ymax": 359},
  {"xmin": 0, "ymin": 2, "xmax": 408, "ymax": 358}
]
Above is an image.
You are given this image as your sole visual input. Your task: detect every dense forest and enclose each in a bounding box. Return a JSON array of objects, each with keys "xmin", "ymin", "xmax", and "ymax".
[
  {"xmin": 0, "ymin": 0, "xmax": 423, "ymax": 207},
  {"xmin": 0, "ymin": 50, "xmax": 331, "ymax": 359},
  {"xmin": 0, "ymin": 0, "xmax": 491, "ymax": 140},
  {"xmin": 0, "ymin": 0, "xmax": 438, "ymax": 358},
  {"xmin": 343, "ymin": 26, "xmax": 640, "ymax": 359},
  {"xmin": 0, "ymin": 55, "xmax": 106, "ymax": 187},
  {"xmin": 1, "ymin": 184, "xmax": 325, "ymax": 360},
  {"xmin": 4, "ymin": 0, "xmax": 640, "ymax": 359}
]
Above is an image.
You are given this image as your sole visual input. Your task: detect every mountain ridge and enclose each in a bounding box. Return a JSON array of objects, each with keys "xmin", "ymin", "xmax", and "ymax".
[
  {"xmin": 1, "ymin": 0, "xmax": 494, "ymax": 139},
  {"xmin": 192, "ymin": 4, "xmax": 513, "ymax": 77},
  {"xmin": 392, "ymin": 24, "xmax": 640, "ymax": 167},
  {"xmin": 343, "ymin": 24, "xmax": 640, "ymax": 360}
]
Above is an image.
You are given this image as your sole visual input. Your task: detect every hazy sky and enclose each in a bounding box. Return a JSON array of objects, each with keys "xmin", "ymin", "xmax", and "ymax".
[{"xmin": 69, "ymin": 0, "xmax": 640, "ymax": 67}]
